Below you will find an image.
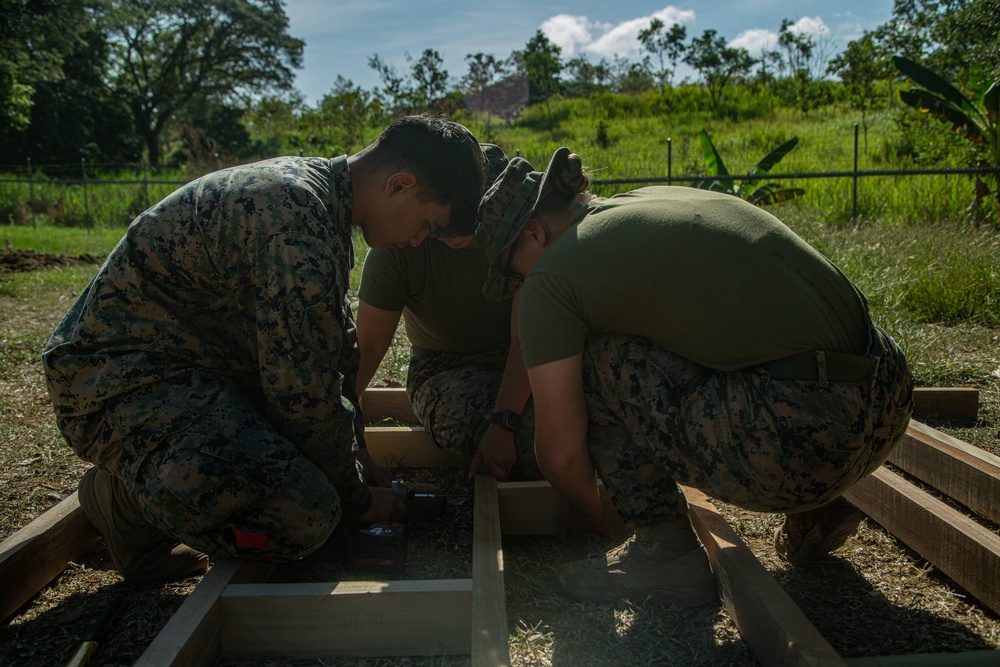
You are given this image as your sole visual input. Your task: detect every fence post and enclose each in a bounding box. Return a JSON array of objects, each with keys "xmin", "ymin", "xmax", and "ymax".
[
  {"xmin": 667, "ymin": 138, "xmax": 672, "ymax": 185},
  {"xmin": 852, "ymin": 123, "xmax": 859, "ymax": 221},
  {"xmin": 81, "ymin": 157, "xmax": 91, "ymax": 230},
  {"xmin": 27, "ymin": 157, "xmax": 35, "ymax": 228}
]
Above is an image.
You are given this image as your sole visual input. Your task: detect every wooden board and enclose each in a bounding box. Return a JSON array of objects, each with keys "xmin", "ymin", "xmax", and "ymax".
[
  {"xmin": 472, "ymin": 474, "xmax": 511, "ymax": 667},
  {"xmin": 0, "ymin": 492, "xmax": 98, "ymax": 622},
  {"xmin": 134, "ymin": 561, "xmax": 275, "ymax": 667},
  {"xmin": 496, "ymin": 480, "xmax": 625, "ymax": 535},
  {"xmin": 682, "ymin": 485, "xmax": 848, "ymax": 667},
  {"xmin": 219, "ymin": 579, "xmax": 472, "ymax": 658},
  {"xmin": 889, "ymin": 421, "xmax": 1000, "ymax": 523},
  {"xmin": 361, "ymin": 387, "xmax": 418, "ymax": 422},
  {"xmin": 844, "ymin": 467, "xmax": 1000, "ymax": 615},
  {"xmin": 911, "ymin": 387, "xmax": 979, "ymax": 420},
  {"xmin": 365, "ymin": 426, "xmax": 471, "ymax": 468}
]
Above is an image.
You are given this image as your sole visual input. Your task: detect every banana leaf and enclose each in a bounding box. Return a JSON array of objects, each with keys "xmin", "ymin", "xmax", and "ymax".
[
  {"xmin": 900, "ymin": 89, "xmax": 986, "ymax": 143},
  {"xmin": 893, "ymin": 55, "xmax": 982, "ymax": 121}
]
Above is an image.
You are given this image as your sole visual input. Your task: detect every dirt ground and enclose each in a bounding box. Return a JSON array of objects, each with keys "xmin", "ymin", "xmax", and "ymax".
[{"xmin": 1, "ymin": 251, "xmax": 998, "ymax": 666}]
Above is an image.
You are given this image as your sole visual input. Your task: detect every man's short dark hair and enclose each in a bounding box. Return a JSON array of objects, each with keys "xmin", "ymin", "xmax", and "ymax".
[{"xmin": 369, "ymin": 115, "xmax": 485, "ymax": 234}]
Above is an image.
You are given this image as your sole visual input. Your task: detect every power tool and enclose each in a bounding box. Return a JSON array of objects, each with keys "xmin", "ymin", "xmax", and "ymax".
[{"xmin": 345, "ymin": 521, "xmax": 408, "ymax": 578}]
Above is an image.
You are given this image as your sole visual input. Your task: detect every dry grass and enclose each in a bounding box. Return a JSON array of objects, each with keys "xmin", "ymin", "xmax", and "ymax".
[{"xmin": 1, "ymin": 257, "xmax": 999, "ymax": 666}]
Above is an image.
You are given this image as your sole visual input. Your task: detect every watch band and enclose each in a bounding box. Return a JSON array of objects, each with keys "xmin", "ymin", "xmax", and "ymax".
[{"xmin": 489, "ymin": 410, "xmax": 521, "ymax": 432}]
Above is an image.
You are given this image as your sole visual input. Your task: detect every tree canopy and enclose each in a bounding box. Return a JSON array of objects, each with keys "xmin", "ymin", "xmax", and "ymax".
[{"xmin": 96, "ymin": 0, "xmax": 303, "ymax": 164}]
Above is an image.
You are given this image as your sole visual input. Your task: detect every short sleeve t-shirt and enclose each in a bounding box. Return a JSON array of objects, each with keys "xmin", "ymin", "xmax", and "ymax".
[
  {"xmin": 518, "ymin": 186, "xmax": 870, "ymax": 370},
  {"xmin": 359, "ymin": 240, "xmax": 512, "ymax": 354}
]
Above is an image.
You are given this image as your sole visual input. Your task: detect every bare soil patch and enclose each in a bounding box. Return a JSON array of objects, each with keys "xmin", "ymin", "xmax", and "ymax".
[{"xmin": 0, "ymin": 249, "xmax": 102, "ymax": 275}]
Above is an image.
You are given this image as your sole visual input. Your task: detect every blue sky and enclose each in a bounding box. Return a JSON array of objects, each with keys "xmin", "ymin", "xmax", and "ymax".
[{"xmin": 282, "ymin": 1, "xmax": 896, "ymax": 105}]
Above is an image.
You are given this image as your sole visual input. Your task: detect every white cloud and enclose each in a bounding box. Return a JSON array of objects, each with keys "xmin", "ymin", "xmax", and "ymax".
[
  {"xmin": 788, "ymin": 16, "xmax": 829, "ymax": 38},
  {"xmin": 730, "ymin": 28, "xmax": 777, "ymax": 54},
  {"xmin": 542, "ymin": 6, "xmax": 696, "ymax": 60}
]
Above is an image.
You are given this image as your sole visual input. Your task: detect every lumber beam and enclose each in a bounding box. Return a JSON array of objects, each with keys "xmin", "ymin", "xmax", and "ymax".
[
  {"xmin": 0, "ymin": 492, "xmax": 98, "ymax": 623},
  {"xmin": 364, "ymin": 426, "xmax": 471, "ymax": 469},
  {"xmin": 682, "ymin": 485, "xmax": 848, "ymax": 667},
  {"xmin": 889, "ymin": 421, "xmax": 1000, "ymax": 523},
  {"xmin": 496, "ymin": 480, "xmax": 625, "ymax": 535},
  {"xmin": 844, "ymin": 467, "xmax": 1000, "ymax": 615},
  {"xmin": 134, "ymin": 561, "xmax": 275, "ymax": 667},
  {"xmin": 911, "ymin": 387, "xmax": 979, "ymax": 420},
  {"xmin": 844, "ymin": 650, "xmax": 1000, "ymax": 666},
  {"xmin": 219, "ymin": 579, "xmax": 472, "ymax": 658},
  {"xmin": 361, "ymin": 387, "xmax": 417, "ymax": 422},
  {"xmin": 472, "ymin": 474, "xmax": 511, "ymax": 667}
]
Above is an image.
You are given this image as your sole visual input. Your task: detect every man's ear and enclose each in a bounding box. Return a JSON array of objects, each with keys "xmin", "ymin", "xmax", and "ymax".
[{"xmin": 385, "ymin": 171, "xmax": 417, "ymax": 195}]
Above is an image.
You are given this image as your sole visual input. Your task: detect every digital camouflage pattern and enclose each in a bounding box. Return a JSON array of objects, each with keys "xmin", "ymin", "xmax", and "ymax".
[
  {"xmin": 43, "ymin": 155, "xmax": 371, "ymax": 558},
  {"xmin": 406, "ymin": 343, "xmax": 542, "ymax": 480},
  {"xmin": 581, "ymin": 324, "xmax": 913, "ymax": 526}
]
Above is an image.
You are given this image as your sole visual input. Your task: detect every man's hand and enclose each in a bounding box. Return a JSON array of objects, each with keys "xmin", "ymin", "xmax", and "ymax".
[
  {"xmin": 468, "ymin": 426, "xmax": 517, "ymax": 481},
  {"xmin": 357, "ymin": 447, "xmax": 394, "ymax": 487},
  {"xmin": 357, "ymin": 486, "xmax": 406, "ymax": 523}
]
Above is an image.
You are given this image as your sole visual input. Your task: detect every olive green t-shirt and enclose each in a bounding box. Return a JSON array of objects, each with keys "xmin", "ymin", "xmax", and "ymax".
[
  {"xmin": 519, "ymin": 186, "xmax": 869, "ymax": 370},
  {"xmin": 359, "ymin": 240, "xmax": 512, "ymax": 354}
]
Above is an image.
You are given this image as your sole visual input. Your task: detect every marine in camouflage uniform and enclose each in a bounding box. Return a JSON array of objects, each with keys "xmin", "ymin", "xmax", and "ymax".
[
  {"xmin": 474, "ymin": 148, "xmax": 914, "ymax": 605},
  {"xmin": 42, "ymin": 116, "xmax": 486, "ymax": 578},
  {"xmin": 357, "ymin": 145, "xmax": 541, "ymax": 482}
]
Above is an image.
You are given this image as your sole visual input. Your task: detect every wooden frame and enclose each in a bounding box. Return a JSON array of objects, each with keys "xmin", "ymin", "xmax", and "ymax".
[{"xmin": 5, "ymin": 386, "xmax": 998, "ymax": 666}]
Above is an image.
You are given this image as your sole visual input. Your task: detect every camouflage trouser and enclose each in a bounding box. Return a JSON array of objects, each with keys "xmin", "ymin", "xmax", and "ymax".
[
  {"xmin": 582, "ymin": 324, "xmax": 913, "ymax": 526},
  {"xmin": 406, "ymin": 343, "xmax": 541, "ymax": 480},
  {"xmin": 59, "ymin": 374, "xmax": 342, "ymax": 561}
]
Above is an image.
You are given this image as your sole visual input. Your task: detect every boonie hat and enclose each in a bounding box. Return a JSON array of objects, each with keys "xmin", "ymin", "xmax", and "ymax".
[{"xmin": 475, "ymin": 147, "xmax": 572, "ymax": 300}]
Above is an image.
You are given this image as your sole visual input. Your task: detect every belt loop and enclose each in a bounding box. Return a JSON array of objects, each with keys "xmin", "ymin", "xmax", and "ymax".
[{"xmin": 816, "ymin": 350, "xmax": 829, "ymax": 387}]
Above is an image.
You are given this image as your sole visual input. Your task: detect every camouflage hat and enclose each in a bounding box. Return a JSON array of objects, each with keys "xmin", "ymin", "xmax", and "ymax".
[
  {"xmin": 475, "ymin": 147, "xmax": 572, "ymax": 300},
  {"xmin": 432, "ymin": 143, "xmax": 508, "ymax": 238}
]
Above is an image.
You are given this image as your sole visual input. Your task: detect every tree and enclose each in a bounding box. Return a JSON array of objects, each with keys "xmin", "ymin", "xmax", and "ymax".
[
  {"xmin": 407, "ymin": 48, "xmax": 449, "ymax": 109},
  {"xmin": 0, "ymin": 0, "xmax": 91, "ymax": 136},
  {"xmin": 562, "ymin": 56, "xmax": 614, "ymax": 97},
  {"xmin": 827, "ymin": 33, "xmax": 892, "ymax": 153},
  {"xmin": 96, "ymin": 0, "xmax": 304, "ymax": 165},
  {"xmin": 4, "ymin": 22, "xmax": 142, "ymax": 164},
  {"xmin": 692, "ymin": 129, "xmax": 804, "ymax": 206},
  {"xmin": 683, "ymin": 30, "xmax": 755, "ymax": 109},
  {"xmin": 516, "ymin": 30, "xmax": 562, "ymax": 107},
  {"xmin": 463, "ymin": 53, "xmax": 525, "ymax": 131},
  {"xmin": 894, "ymin": 55, "xmax": 1000, "ymax": 225},
  {"xmin": 638, "ymin": 18, "xmax": 687, "ymax": 88},
  {"xmin": 318, "ymin": 76, "xmax": 373, "ymax": 154},
  {"xmin": 777, "ymin": 19, "xmax": 814, "ymax": 79}
]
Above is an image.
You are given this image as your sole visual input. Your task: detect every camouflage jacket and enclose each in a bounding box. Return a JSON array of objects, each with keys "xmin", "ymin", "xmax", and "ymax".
[{"xmin": 42, "ymin": 155, "xmax": 371, "ymax": 516}]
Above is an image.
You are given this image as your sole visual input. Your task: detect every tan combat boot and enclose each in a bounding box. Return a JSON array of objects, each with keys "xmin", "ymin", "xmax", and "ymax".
[
  {"xmin": 555, "ymin": 517, "xmax": 718, "ymax": 606},
  {"xmin": 774, "ymin": 496, "xmax": 865, "ymax": 563},
  {"xmin": 77, "ymin": 467, "xmax": 208, "ymax": 582}
]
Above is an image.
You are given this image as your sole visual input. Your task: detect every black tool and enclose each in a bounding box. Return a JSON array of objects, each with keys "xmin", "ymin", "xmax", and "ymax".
[
  {"xmin": 64, "ymin": 595, "xmax": 127, "ymax": 667},
  {"xmin": 345, "ymin": 521, "xmax": 408, "ymax": 578}
]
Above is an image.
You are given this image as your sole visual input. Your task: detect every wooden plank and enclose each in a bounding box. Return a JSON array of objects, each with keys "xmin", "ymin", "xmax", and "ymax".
[
  {"xmin": 472, "ymin": 474, "xmax": 511, "ymax": 667},
  {"xmin": 135, "ymin": 560, "xmax": 275, "ymax": 667},
  {"xmin": 496, "ymin": 480, "xmax": 625, "ymax": 536},
  {"xmin": 365, "ymin": 426, "xmax": 471, "ymax": 469},
  {"xmin": 844, "ymin": 467, "xmax": 1000, "ymax": 615},
  {"xmin": 911, "ymin": 387, "xmax": 979, "ymax": 420},
  {"xmin": 681, "ymin": 485, "xmax": 848, "ymax": 667},
  {"xmin": 845, "ymin": 650, "xmax": 1000, "ymax": 666},
  {"xmin": 361, "ymin": 387, "xmax": 417, "ymax": 423},
  {"xmin": 908, "ymin": 420, "xmax": 1000, "ymax": 469},
  {"xmin": 889, "ymin": 421, "xmax": 1000, "ymax": 523},
  {"xmin": 0, "ymin": 492, "xmax": 98, "ymax": 622},
  {"xmin": 219, "ymin": 579, "xmax": 472, "ymax": 658}
]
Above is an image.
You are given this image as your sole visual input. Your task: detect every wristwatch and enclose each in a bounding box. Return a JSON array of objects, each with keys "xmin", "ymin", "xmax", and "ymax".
[{"xmin": 489, "ymin": 410, "xmax": 521, "ymax": 432}]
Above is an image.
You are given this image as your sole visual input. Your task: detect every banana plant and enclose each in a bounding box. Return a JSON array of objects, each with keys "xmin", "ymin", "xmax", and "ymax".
[
  {"xmin": 893, "ymin": 55, "xmax": 1000, "ymax": 225},
  {"xmin": 692, "ymin": 129, "xmax": 805, "ymax": 206}
]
